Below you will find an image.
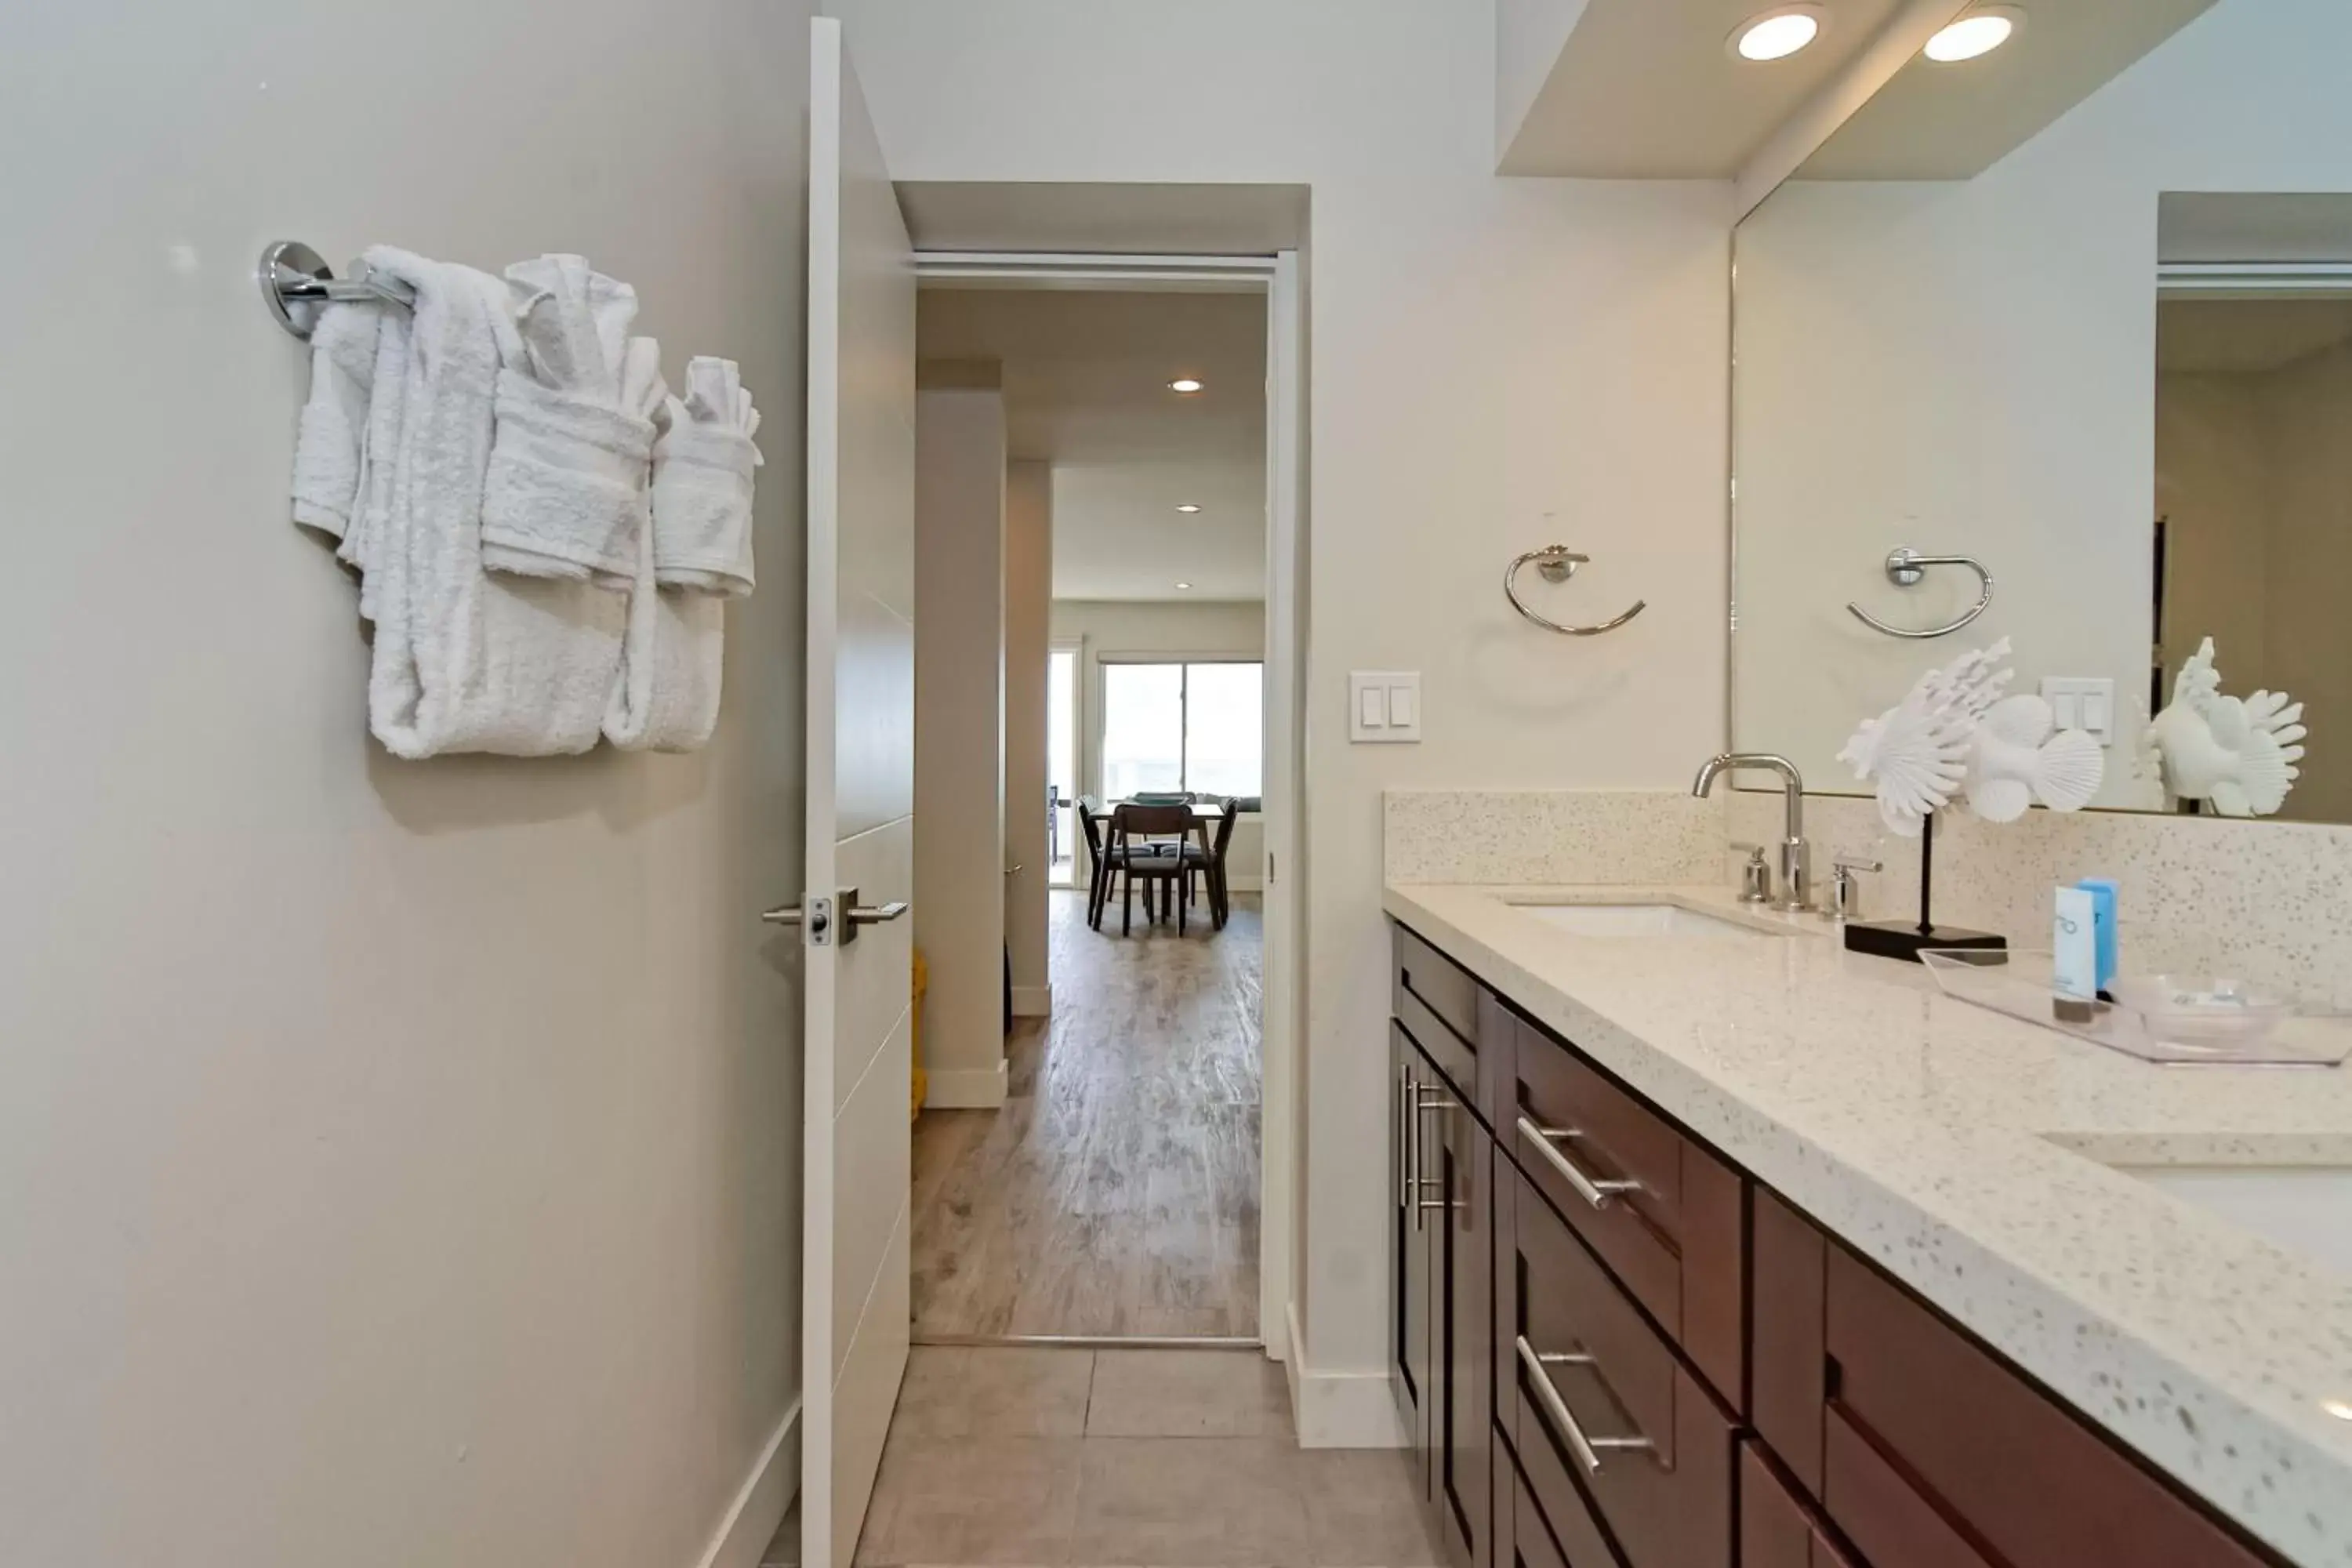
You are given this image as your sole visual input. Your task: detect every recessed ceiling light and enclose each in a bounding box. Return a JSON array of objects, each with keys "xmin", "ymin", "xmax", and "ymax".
[
  {"xmin": 1730, "ymin": 5, "xmax": 1823, "ymax": 61},
  {"xmin": 1174, "ymin": 581, "xmax": 1194, "ymax": 591},
  {"xmin": 1168, "ymin": 377, "xmax": 1203, "ymax": 394},
  {"xmin": 1924, "ymin": 7, "xmax": 2022, "ymax": 62},
  {"xmin": 1176, "ymin": 503, "xmax": 1202, "ymax": 514},
  {"xmin": 2325, "ymin": 1398, "xmax": 2352, "ymax": 1423}
]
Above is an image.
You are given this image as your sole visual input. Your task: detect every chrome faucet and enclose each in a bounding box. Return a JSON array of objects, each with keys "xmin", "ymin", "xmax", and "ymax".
[{"xmin": 1692, "ymin": 753, "xmax": 1812, "ymax": 913}]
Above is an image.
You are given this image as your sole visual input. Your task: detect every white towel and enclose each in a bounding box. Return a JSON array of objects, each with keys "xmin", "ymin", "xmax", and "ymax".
[
  {"xmin": 602, "ymin": 502, "xmax": 725, "ymax": 752},
  {"xmin": 479, "ymin": 256, "xmax": 662, "ymax": 590},
  {"xmin": 649, "ymin": 356, "xmax": 760, "ymax": 597},
  {"xmin": 292, "ymin": 247, "xmax": 626, "ymax": 758}
]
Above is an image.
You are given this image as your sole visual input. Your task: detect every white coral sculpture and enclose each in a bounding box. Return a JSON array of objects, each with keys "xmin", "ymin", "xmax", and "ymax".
[
  {"xmin": 2144, "ymin": 637, "xmax": 2307, "ymax": 818},
  {"xmin": 1838, "ymin": 638, "xmax": 2107, "ymax": 835},
  {"xmin": 1838, "ymin": 639, "xmax": 2014, "ymax": 837}
]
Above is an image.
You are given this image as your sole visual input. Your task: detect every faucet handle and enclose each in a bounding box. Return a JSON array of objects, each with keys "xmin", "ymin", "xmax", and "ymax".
[
  {"xmin": 1824, "ymin": 857, "xmax": 1882, "ymax": 921},
  {"xmin": 1729, "ymin": 842, "xmax": 1773, "ymax": 906}
]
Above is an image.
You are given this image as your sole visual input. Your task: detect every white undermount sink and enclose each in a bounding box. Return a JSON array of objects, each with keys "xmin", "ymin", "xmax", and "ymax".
[
  {"xmin": 1509, "ymin": 902, "xmax": 1786, "ymax": 941},
  {"xmin": 2103, "ymin": 1163, "xmax": 2352, "ymax": 1282}
]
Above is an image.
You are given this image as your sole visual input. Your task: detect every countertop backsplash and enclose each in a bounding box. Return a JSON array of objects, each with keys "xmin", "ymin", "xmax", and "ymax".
[{"xmin": 1384, "ymin": 788, "xmax": 2352, "ymax": 1000}]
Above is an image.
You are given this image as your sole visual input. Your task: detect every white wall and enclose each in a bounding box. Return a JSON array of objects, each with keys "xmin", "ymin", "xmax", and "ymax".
[
  {"xmin": 1004, "ymin": 461, "xmax": 1053, "ymax": 1007},
  {"xmin": 833, "ymin": 0, "xmax": 1733, "ymax": 1431},
  {"xmin": 0, "ymin": 4, "xmax": 815, "ymax": 1565},
  {"xmin": 913, "ymin": 386, "xmax": 1008, "ymax": 1105},
  {"xmin": 1733, "ymin": 0, "xmax": 2352, "ymax": 812},
  {"xmin": 1051, "ymin": 597, "xmax": 1269, "ymax": 892}
]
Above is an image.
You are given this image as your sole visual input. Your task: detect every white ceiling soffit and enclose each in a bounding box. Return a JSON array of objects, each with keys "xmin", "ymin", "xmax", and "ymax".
[
  {"xmin": 2159, "ymin": 193, "xmax": 2352, "ymax": 266},
  {"xmin": 916, "ymin": 288, "xmax": 1268, "ymax": 602},
  {"xmin": 896, "ymin": 181, "xmax": 1308, "ymax": 256},
  {"xmin": 1497, "ymin": 0, "xmax": 1904, "ymax": 177},
  {"xmin": 1796, "ymin": 0, "xmax": 2217, "ymax": 180}
]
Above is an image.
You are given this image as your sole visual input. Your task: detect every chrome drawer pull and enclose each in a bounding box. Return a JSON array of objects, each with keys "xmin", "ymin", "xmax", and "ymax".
[
  {"xmin": 1515, "ymin": 1335, "xmax": 1656, "ymax": 1477},
  {"xmin": 1516, "ymin": 1116, "xmax": 1642, "ymax": 1210}
]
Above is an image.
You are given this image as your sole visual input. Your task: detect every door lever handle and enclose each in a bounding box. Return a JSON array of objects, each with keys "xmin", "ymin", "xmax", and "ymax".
[{"xmin": 840, "ymin": 887, "xmax": 909, "ymax": 946}]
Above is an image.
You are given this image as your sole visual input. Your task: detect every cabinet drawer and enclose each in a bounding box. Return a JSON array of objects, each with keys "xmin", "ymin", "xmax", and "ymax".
[
  {"xmin": 1397, "ymin": 923, "xmax": 1480, "ymax": 1046},
  {"xmin": 1502, "ymin": 1167, "xmax": 1732, "ymax": 1568},
  {"xmin": 1824, "ymin": 1246, "xmax": 2271, "ymax": 1568},
  {"xmin": 1507, "ymin": 1025, "xmax": 1745, "ymax": 1399},
  {"xmin": 1499, "ymin": 1428, "xmax": 1624, "ymax": 1568},
  {"xmin": 1739, "ymin": 1443, "xmax": 1857, "ymax": 1568}
]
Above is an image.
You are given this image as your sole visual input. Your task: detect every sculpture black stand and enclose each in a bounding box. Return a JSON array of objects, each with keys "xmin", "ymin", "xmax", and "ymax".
[{"xmin": 1842, "ymin": 811, "xmax": 2007, "ymax": 964}]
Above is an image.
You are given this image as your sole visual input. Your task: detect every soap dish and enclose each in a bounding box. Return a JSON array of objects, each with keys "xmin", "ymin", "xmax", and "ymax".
[{"xmin": 1918, "ymin": 949, "xmax": 2352, "ymax": 1067}]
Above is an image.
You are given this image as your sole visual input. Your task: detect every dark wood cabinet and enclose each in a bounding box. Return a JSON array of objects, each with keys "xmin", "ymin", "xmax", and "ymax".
[
  {"xmin": 1433, "ymin": 1082, "xmax": 1494, "ymax": 1568},
  {"xmin": 1390, "ymin": 919, "xmax": 2283, "ymax": 1568},
  {"xmin": 1393, "ymin": 1022, "xmax": 1435, "ymax": 1479}
]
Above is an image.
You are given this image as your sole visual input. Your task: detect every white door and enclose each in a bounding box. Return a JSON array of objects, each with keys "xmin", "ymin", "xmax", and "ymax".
[{"xmin": 798, "ymin": 17, "xmax": 916, "ymax": 1568}]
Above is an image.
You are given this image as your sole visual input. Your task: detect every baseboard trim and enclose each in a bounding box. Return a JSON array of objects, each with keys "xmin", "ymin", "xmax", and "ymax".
[
  {"xmin": 695, "ymin": 1398, "xmax": 800, "ymax": 1568},
  {"xmin": 1281, "ymin": 1301, "xmax": 1305, "ymax": 1428},
  {"xmin": 924, "ymin": 1059, "xmax": 1008, "ymax": 1109},
  {"xmin": 1011, "ymin": 984, "xmax": 1051, "ymax": 1018},
  {"xmin": 1292, "ymin": 1346, "xmax": 1406, "ymax": 1450}
]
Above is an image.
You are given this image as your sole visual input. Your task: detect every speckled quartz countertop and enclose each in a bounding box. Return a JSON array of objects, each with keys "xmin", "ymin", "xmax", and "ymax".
[{"xmin": 1384, "ymin": 880, "xmax": 2352, "ymax": 1568}]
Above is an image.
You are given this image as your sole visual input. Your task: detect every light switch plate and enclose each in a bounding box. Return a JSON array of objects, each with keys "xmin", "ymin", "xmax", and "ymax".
[
  {"xmin": 1351, "ymin": 670, "xmax": 1421, "ymax": 742},
  {"xmin": 2041, "ymin": 676, "xmax": 2117, "ymax": 746}
]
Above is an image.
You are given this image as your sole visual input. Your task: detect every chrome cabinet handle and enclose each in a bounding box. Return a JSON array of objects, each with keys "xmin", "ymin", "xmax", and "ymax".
[
  {"xmin": 1412, "ymin": 1082, "xmax": 1449, "ymax": 1230},
  {"xmin": 1516, "ymin": 1116, "xmax": 1642, "ymax": 1210},
  {"xmin": 1515, "ymin": 1336, "xmax": 1656, "ymax": 1476},
  {"xmin": 1846, "ymin": 547, "xmax": 1994, "ymax": 640},
  {"xmin": 1417, "ymin": 1087, "xmax": 1462, "ymax": 1212}
]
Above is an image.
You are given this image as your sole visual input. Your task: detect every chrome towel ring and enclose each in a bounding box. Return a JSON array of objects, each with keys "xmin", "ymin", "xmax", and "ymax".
[
  {"xmin": 1846, "ymin": 546, "xmax": 1994, "ymax": 640},
  {"xmin": 1504, "ymin": 546, "xmax": 1646, "ymax": 637}
]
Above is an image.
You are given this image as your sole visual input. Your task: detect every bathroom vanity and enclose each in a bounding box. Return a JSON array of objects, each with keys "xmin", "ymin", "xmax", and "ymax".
[{"xmin": 1384, "ymin": 886, "xmax": 2352, "ymax": 1568}]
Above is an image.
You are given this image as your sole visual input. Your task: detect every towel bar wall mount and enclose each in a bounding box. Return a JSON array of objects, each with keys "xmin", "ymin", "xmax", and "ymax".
[
  {"xmin": 1504, "ymin": 546, "xmax": 1647, "ymax": 637},
  {"xmin": 259, "ymin": 240, "xmax": 416, "ymax": 342},
  {"xmin": 1846, "ymin": 546, "xmax": 1994, "ymax": 640}
]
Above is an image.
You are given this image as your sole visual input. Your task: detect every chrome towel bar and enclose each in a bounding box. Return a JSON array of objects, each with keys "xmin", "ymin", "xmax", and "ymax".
[
  {"xmin": 1504, "ymin": 546, "xmax": 1646, "ymax": 637},
  {"xmin": 258, "ymin": 239, "xmax": 416, "ymax": 341},
  {"xmin": 1846, "ymin": 546, "xmax": 1994, "ymax": 639}
]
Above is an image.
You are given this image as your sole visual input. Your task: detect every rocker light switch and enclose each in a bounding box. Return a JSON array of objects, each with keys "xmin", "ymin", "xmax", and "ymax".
[
  {"xmin": 2042, "ymin": 677, "xmax": 2117, "ymax": 746},
  {"xmin": 1352, "ymin": 671, "xmax": 1421, "ymax": 742}
]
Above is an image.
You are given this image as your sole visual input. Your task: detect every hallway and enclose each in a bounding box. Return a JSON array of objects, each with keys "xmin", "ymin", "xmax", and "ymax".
[{"xmin": 909, "ymin": 889, "xmax": 1262, "ymax": 1339}]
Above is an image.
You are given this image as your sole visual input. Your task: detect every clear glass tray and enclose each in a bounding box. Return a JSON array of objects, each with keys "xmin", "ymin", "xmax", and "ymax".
[{"xmin": 1918, "ymin": 949, "xmax": 2352, "ymax": 1068}]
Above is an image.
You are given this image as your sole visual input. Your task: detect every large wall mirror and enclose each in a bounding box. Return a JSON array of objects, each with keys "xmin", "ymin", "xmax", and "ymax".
[{"xmin": 1731, "ymin": 0, "xmax": 2352, "ymax": 822}]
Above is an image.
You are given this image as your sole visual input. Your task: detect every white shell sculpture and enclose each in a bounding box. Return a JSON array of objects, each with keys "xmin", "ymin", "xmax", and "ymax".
[
  {"xmin": 2146, "ymin": 637, "xmax": 2307, "ymax": 817},
  {"xmin": 1965, "ymin": 693, "xmax": 2105, "ymax": 823},
  {"xmin": 1838, "ymin": 639, "xmax": 2016, "ymax": 837}
]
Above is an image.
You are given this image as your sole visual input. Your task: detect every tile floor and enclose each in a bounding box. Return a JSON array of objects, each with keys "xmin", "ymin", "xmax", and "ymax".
[{"xmin": 762, "ymin": 1347, "xmax": 1440, "ymax": 1568}]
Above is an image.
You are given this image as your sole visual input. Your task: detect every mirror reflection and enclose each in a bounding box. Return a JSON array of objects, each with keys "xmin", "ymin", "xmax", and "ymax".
[{"xmin": 1731, "ymin": 0, "xmax": 2348, "ymax": 822}]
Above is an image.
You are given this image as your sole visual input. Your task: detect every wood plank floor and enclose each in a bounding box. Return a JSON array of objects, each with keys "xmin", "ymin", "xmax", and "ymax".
[{"xmin": 909, "ymin": 888, "xmax": 1262, "ymax": 1339}]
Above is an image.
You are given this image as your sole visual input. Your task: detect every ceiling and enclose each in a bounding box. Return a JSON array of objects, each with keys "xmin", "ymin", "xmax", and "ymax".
[
  {"xmin": 2158, "ymin": 298, "xmax": 2352, "ymax": 376},
  {"xmin": 1500, "ymin": 0, "xmax": 1905, "ymax": 176},
  {"xmin": 1797, "ymin": 0, "xmax": 2216, "ymax": 180},
  {"xmin": 916, "ymin": 288, "xmax": 1267, "ymax": 601}
]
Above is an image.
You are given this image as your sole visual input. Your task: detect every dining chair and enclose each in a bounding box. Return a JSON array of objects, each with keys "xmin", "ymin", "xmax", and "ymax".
[
  {"xmin": 1075, "ymin": 793, "xmax": 1112, "ymax": 929},
  {"xmin": 1203, "ymin": 797, "xmax": 1242, "ymax": 929},
  {"xmin": 1109, "ymin": 802, "xmax": 1196, "ymax": 935}
]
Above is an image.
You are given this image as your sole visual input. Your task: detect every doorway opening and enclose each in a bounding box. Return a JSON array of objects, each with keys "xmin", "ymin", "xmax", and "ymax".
[
  {"xmin": 902, "ymin": 245, "xmax": 1301, "ymax": 1352},
  {"xmin": 1048, "ymin": 641, "xmax": 1080, "ymax": 887}
]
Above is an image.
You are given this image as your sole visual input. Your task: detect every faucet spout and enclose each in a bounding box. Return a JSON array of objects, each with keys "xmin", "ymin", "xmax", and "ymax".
[{"xmin": 1691, "ymin": 753, "xmax": 1812, "ymax": 912}]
